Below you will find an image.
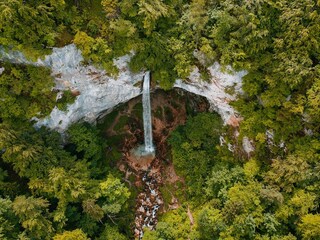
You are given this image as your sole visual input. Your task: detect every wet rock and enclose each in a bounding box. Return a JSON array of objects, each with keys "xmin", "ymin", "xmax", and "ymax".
[
  {"xmin": 156, "ymin": 198, "xmax": 163, "ymax": 205},
  {"xmin": 134, "ymin": 171, "xmax": 164, "ymax": 239},
  {"xmin": 138, "ymin": 206, "xmax": 145, "ymax": 213}
]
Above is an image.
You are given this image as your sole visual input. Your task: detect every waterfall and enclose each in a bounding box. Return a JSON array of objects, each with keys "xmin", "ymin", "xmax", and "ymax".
[{"xmin": 142, "ymin": 71, "xmax": 154, "ymax": 153}]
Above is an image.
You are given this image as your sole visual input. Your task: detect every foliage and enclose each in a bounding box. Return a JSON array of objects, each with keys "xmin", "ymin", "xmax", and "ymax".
[
  {"xmin": 215, "ymin": 0, "xmax": 320, "ymax": 143},
  {"xmin": 0, "ymin": 198, "xmax": 20, "ymax": 239},
  {"xmin": 0, "ymin": 119, "xmax": 132, "ymax": 238},
  {"xmin": 298, "ymin": 214, "xmax": 320, "ymax": 240},
  {"xmin": 99, "ymin": 174, "xmax": 130, "ymax": 215},
  {"xmin": 0, "ymin": 0, "xmax": 66, "ymax": 59},
  {"xmin": 64, "ymin": 0, "xmax": 219, "ymax": 87},
  {"xmin": 96, "ymin": 224, "xmax": 127, "ymax": 240},
  {"xmin": 73, "ymin": 31, "xmax": 116, "ymax": 74},
  {"xmin": 1, "ymin": 0, "xmax": 320, "ymax": 239},
  {"xmin": 0, "ymin": 63, "xmax": 56, "ymax": 126},
  {"xmin": 197, "ymin": 206, "xmax": 225, "ymax": 239},
  {"xmin": 56, "ymin": 90, "xmax": 76, "ymax": 111},
  {"xmin": 0, "ymin": 126, "xmax": 66, "ymax": 178},
  {"xmin": 67, "ymin": 123, "xmax": 107, "ymax": 177},
  {"xmin": 53, "ymin": 229, "xmax": 89, "ymax": 240},
  {"xmin": 143, "ymin": 207, "xmax": 198, "ymax": 240},
  {"xmin": 169, "ymin": 112, "xmax": 222, "ymax": 198},
  {"xmin": 12, "ymin": 196, "xmax": 53, "ymax": 239},
  {"xmin": 168, "ymin": 116, "xmax": 320, "ymax": 239}
]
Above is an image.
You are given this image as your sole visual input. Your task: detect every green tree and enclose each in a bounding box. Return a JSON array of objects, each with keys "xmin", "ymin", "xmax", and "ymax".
[
  {"xmin": 101, "ymin": 0, "xmax": 119, "ymax": 18},
  {"xmin": 29, "ymin": 162, "xmax": 93, "ymax": 226},
  {"xmin": 0, "ymin": 63, "xmax": 56, "ymax": 125},
  {"xmin": 53, "ymin": 229, "xmax": 89, "ymax": 240},
  {"xmin": 99, "ymin": 174, "xmax": 130, "ymax": 215},
  {"xmin": 0, "ymin": 126, "xmax": 58, "ymax": 178},
  {"xmin": 0, "ymin": 197, "xmax": 20, "ymax": 239},
  {"xmin": 205, "ymin": 165, "xmax": 244, "ymax": 200},
  {"xmin": 97, "ymin": 224, "xmax": 127, "ymax": 240},
  {"xmin": 137, "ymin": 0, "xmax": 172, "ymax": 34},
  {"xmin": 82, "ymin": 199, "xmax": 104, "ymax": 222},
  {"xmin": 298, "ymin": 214, "xmax": 320, "ymax": 240},
  {"xmin": 67, "ymin": 123, "xmax": 106, "ymax": 176},
  {"xmin": 12, "ymin": 195, "xmax": 53, "ymax": 239},
  {"xmin": 197, "ymin": 206, "xmax": 225, "ymax": 239},
  {"xmin": 264, "ymin": 154, "xmax": 312, "ymax": 193},
  {"xmin": 0, "ymin": 0, "xmax": 66, "ymax": 58},
  {"xmin": 169, "ymin": 112, "xmax": 222, "ymax": 197},
  {"xmin": 143, "ymin": 207, "xmax": 196, "ymax": 240},
  {"xmin": 210, "ymin": 0, "xmax": 320, "ymax": 143}
]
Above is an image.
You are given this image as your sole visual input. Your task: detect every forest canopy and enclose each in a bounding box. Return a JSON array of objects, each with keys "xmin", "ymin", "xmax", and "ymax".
[{"xmin": 1, "ymin": 0, "xmax": 320, "ymax": 239}]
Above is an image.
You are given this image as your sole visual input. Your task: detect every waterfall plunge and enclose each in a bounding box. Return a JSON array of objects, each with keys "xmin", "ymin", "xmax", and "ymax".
[{"xmin": 142, "ymin": 71, "xmax": 155, "ymax": 154}]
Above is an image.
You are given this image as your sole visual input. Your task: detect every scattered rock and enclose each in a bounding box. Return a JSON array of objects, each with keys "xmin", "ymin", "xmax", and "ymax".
[
  {"xmin": 71, "ymin": 89, "xmax": 80, "ymax": 96},
  {"xmin": 134, "ymin": 172, "xmax": 163, "ymax": 239},
  {"xmin": 242, "ymin": 137, "xmax": 254, "ymax": 156},
  {"xmin": 187, "ymin": 206, "xmax": 194, "ymax": 226},
  {"xmin": 227, "ymin": 115, "xmax": 241, "ymax": 127}
]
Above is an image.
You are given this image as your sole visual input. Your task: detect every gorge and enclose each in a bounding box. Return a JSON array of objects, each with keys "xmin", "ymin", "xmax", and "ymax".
[
  {"xmin": 97, "ymin": 88, "xmax": 211, "ymax": 239},
  {"xmin": 0, "ymin": 44, "xmax": 247, "ymax": 238}
]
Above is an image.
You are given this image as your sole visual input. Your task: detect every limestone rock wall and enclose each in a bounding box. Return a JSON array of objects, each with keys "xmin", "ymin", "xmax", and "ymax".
[{"xmin": 0, "ymin": 44, "xmax": 246, "ymax": 132}]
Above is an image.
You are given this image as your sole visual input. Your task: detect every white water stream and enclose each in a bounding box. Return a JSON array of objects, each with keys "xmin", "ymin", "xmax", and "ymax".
[{"xmin": 142, "ymin": 72, "xmax": 155, "ymax": 154}]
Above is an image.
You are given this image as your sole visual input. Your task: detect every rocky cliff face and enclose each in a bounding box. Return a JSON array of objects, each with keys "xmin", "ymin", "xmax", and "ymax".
[
  {"xmin": 175, "ymin": 65, "xmax": 246, "ymax": 126},
  {"xmin": 0, "ymin": 44, "xmax": 246, "ymax": 131}
]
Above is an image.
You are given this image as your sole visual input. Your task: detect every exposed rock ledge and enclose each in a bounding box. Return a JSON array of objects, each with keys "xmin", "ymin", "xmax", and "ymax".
[{"xmin": 0, "ymin": 44, "xmax": 246, "ymax": 132}]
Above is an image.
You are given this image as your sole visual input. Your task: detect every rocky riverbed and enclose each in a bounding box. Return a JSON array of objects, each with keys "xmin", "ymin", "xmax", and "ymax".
[{"xmin": 134, "ymin": 171, "xmax": 163, "ymax": 239}]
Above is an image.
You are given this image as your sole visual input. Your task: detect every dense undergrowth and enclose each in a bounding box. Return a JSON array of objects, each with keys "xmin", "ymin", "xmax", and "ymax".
[{"xmin": 1, "ymin": 0, "xmax": 320, "ymax": 239}]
